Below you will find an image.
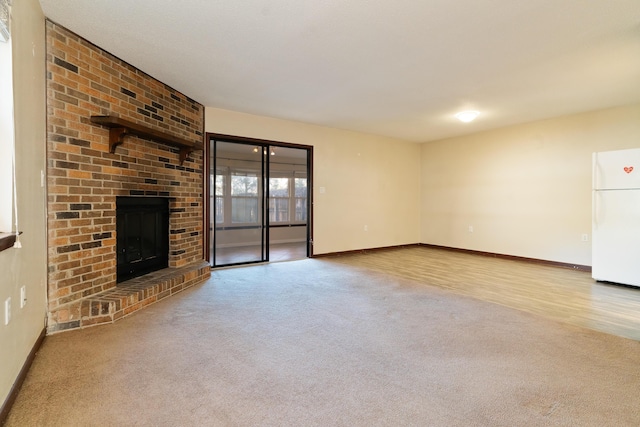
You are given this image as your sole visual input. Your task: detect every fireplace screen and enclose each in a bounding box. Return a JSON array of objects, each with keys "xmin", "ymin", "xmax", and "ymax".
[{"xmin": 116, "ymin": 197, "xmax": 169, "ymax": 282}]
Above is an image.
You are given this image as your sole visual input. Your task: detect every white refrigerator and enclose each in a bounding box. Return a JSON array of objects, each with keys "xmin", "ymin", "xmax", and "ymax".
[{"xmin": 592, "ymin": 148, "xmax": 640, "ymax": 287}]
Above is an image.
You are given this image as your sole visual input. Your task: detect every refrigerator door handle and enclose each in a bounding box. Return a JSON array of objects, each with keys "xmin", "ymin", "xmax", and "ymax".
[
  {"xmin": 592, "ymin": 152, "xmax": 598, "ymax": 191},
  {"xmin": 593, "ymin": 191, "xmax": 598, "ymax": 230}
]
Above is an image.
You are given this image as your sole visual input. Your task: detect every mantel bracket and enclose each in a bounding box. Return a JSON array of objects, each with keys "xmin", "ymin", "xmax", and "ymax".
[
  {"xmin": 179, "ymin": 148, "xmax": 194, "ymax": 164},
  {"xmin": 109, "ymin": 127, "xmax": 128, "ymax": 154}
]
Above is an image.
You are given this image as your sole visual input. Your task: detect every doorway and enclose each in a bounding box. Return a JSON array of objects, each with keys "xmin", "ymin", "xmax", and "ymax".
[{"xmin": 207, "ymin": 135, "xmax": 312, "ymax": 268}]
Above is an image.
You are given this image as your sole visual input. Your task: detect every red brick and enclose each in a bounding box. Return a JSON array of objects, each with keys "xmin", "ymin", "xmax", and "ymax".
[{"xmin": 46, "ymin": 21, "xmax": 205, "ymax": 333}]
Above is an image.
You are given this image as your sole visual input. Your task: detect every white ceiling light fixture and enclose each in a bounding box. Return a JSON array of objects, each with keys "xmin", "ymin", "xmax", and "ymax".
[{"xmin": 455, "ymin": 110, "xmax": 480, "ymax": 123}]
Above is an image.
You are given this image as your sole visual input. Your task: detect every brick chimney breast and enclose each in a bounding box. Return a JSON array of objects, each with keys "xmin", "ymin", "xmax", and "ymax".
[{"xmin": 45, "ymin": 21, "xmax": 208, "ymax": 333}]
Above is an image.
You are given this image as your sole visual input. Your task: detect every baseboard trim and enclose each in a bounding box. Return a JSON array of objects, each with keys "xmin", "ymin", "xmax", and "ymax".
[
  {"xmin": 312, "ymin": 243, "xmax": 591, "ymax": 272},
  {"xmin": 419, "ymin": 243, "xmax": 592, "ymax": 272},
  {"xmin": 0, "ymin": 327, "xmax": 46, "ymax": 425},
  {"xmin": 311, "ymin": 243, "xmax": 422, "ymax": 258}
]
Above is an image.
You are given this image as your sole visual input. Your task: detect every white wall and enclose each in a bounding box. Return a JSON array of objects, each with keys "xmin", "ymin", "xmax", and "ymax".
[
  {"xmin": 421, "ymin": 104, "xmax": 640, "ymax": 266},
  {"xmin": 206, "ymin": 108, "xmax": 422, "ymax": 255},
  {"xmin": 0, "ymin": 0, "xmax": 47, "ymax": 410}
]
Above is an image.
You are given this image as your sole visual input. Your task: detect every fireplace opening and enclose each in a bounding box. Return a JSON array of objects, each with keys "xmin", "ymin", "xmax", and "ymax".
[{"xmin": 116, "ymin": 197, "xmax": 169, "ymax": 283}]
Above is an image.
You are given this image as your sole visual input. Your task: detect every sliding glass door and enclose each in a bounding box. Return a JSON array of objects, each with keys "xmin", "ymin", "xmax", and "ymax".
[
  {"xmin": 209, "ymin": 137, "xmax": 312, "ymax": 268},
  {"xmin": 212, "ymin": 140, "xmax": 266, "ymax": 266},
  {"xmin": 266, "ymin": 146, "xmax": 310, "ymax": 262}
]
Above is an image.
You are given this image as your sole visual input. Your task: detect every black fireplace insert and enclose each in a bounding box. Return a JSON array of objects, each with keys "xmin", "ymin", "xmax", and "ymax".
[{"xmin": 116, "ymin": 197, "xmax": 169, "ymax": 282}]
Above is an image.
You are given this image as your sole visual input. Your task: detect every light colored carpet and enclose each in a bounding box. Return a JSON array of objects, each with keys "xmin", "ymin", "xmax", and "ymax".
[{"xmin": 6, "ymin": 257, "xmax": 640, "ymax": 426}]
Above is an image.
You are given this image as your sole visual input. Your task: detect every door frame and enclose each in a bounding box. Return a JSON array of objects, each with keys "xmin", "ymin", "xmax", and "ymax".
[{"xmin": 205, "ymin": 133, "xmax": 314, "ymax": 266}]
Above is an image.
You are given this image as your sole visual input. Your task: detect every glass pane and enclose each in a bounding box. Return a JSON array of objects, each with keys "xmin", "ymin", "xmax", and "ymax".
[
  {"xmin": 215, "ymin": 175, "xmax": 224, "ymax": 196},
  {"xmin": 295, "ymin": 197, "xmax": 307, "ymax": 221},
  {"xmin": 141, "ymin": 212, "xmax": 158, "ymax": 259},
  {"xmin": 231, "ymin": 174, "xmax": 258, "ymax": 196},
  {"xmin": 213, "ymin": 140, "xmax": 265, "ymax": 266},
  {"xmin": 125, "ymin": 213, "xmax": 142, "ymax": 262},
  {"xmin": 268, "ymin": 177, "xmax": 289, "ymax": 223},
  {"xmin": 215, "ymin": 196, "xmax": 224, "ymax": 223},
  {"xmin": 295, "ymin": 177, "xmax": 307, "ymax": 197},
  {"xmin": 269, "ymin": 197, "xmax": 289, "ymax": 222},
  {"xmin": 294, "ymin": 177, "xmax": 307, "ymax": 221},
  {"xmin": 269, "ymin": 177, "xmax": 289, "ymax": 196},
  {"xmin": 232, "ymin": 197, "xmax": 258, "ymax": 223}
]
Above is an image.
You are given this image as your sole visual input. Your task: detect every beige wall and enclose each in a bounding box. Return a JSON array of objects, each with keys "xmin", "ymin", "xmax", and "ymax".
[
  {"xmin": 206, "ymin": 108, "xmax": 422, "ymax": 254},
  {"xmin": 421, "ymin": 104, "xmax": 640, "ymax": 265},
  {"xmin": 0, "ymin": 0, "xmax": 47, "ymax": 409}
]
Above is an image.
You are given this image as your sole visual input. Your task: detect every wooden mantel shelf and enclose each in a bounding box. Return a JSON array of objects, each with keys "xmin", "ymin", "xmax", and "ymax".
[{"xmin": 90, "ymin": 115, "xmax": 203, "ymax": 165}]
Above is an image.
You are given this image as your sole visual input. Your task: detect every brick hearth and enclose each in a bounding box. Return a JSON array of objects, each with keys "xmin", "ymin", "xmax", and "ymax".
[
  {"xmin": 45, "ymin": 21, "xmax": 210, "ymax": 333},
  {"xmin": 75, "ymin": 260, "xmax": 211, "ymax": 330}
]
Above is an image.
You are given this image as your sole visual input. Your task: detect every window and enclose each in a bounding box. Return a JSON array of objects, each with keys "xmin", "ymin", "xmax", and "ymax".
[
  {"xmin": 0, "ymin": 0, "xmax": 9, "ymax": 43},
  {"xmin": 230, "ymin": 172, "xmax": 259, "ymax": 224},
  {"xmin": 267, "ymin": 174, "xmax": 307, "ymax": 224},
  {"xmin": 211, "ymin": 143, "xmax": 309, "ymax": 230},
  {"xmin": 214, "ymin": 170, "xmax": 307, "ymax": 227},
  {"xmin": 214, "ymin": 173, "xmax": 224, "ymax": 224},
  {"xmin": 0, "ymin": 1, "xmax": 14, "ymax": 237},
  {"xmin": 294, "ymin": 177, "xmax": 307, "ymax": 221},
  {"xmin": 269, "ymin": 177, "xmax": 290, "ymax": 222}
]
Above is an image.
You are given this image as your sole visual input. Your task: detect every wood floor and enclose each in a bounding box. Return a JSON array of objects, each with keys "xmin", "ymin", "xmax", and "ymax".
[{"xmin": 324, "ymin": 246, "xmax": 640, "ymax": 341}]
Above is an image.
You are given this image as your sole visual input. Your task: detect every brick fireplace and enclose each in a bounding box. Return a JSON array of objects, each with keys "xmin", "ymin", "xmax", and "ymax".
[
  {"xmin": 46, "ymin": 21, "xmax": 210, "ymax": 333},
  {"xmin": 116, "ymin": 196, "xmax": 170, "ymax": 282}
]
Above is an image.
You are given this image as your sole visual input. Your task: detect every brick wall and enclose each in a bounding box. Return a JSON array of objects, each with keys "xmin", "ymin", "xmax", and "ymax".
[{"xmin": 46, "ymin": 21, "xmax": 206, "ymax": 332}]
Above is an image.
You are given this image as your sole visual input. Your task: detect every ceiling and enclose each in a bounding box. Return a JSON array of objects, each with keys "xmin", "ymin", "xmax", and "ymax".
[{"xmin": 39, "ymin": 0, "xmax": 640, "ymax": 143}]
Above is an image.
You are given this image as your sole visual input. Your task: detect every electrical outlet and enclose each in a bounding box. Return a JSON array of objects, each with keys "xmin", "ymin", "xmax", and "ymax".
[
  {"xmin": 4, "ymin": 297, "xmax": 10, "ymax": 325},
  {"xmin": 468, "ymin": 225, "xmax": 474, "ymax": 233},
  {"xmin": 364, "ymin": 225, "xmax": 368, "ymax": 231},
  {"xmin": 20, "ymin": 286, "xmax": 26, "ymax": 308},
  {"xmin": 581, "ymin": 234, "xmax": 589, "ymax": 242}
]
